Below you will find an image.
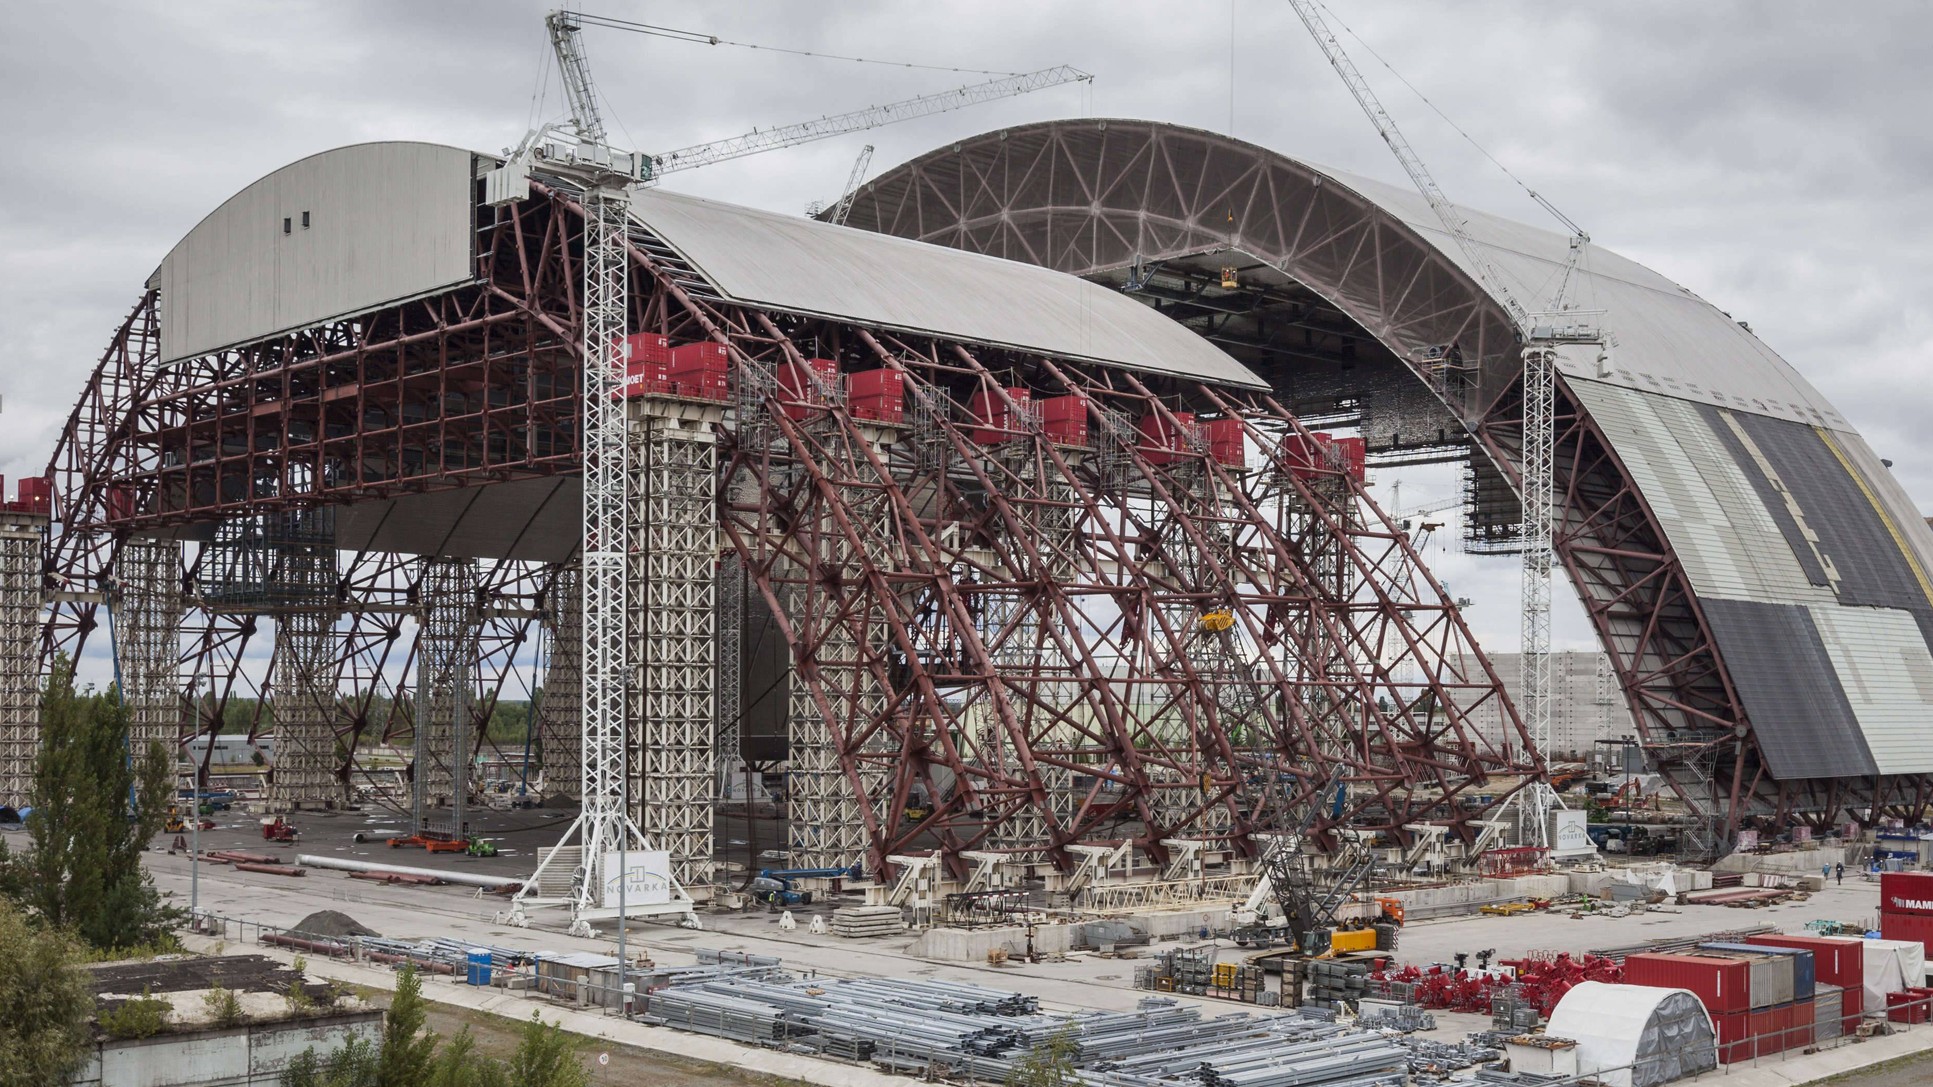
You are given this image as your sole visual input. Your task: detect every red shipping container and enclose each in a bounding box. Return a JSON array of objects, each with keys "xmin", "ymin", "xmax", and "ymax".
[
  {"xmin": 1624, "ymin": 953, "xmax": 1753, "ymax": 1015},
  {"xmin": 968, "ymin": 388, "xmax": 1030, "ymax": 444},
  {"xmin": 1039, "ymin": 394, "xmax": 1088, "ymax": 445},
  {"xmin": 1750, "ymin": 934, "xmax": 1864, "ymax": 991},
  {"xmin": 1881, "ymin": 909, "xmax": 1933, "ymax": 955},
  {"xmin": 1205, "ymin": 417, "xmax": 1245, "ymax": 467},
  {"xmin": 619, "ymin": 333, "xmax": 670, "ymax": 366},
  {"xmin": 777, "ymin": 358, "xmax": 839, "ymax": 420},
  {"xmin": 1137, "ymin": 411, "xmax": 1196, "ymax": 465},
  {"xmin": 1883, "ymin": 872, "xmax": 1933, "ymax": 916},
  {"xmin": 668, "ymin": 340, "xmax": 728, "ymax": 378},
  {"xmin": 845, "ymin": 369, "xmax": 904, "ymax": 424},
  {"xmin": 1843, "ymin": 985, "xmax": 1863, "ymax": 1032},
  {"xmin": 621, "ymin": 359, "xmax": 669, "ymax": 399}
]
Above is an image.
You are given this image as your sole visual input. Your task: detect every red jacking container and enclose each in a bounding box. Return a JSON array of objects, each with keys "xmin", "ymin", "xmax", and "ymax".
[
  {"xmin": 1039, "ymin": 394, "xmax": 1088, "ymax": 445},
  {"xmin": 663, "ymin": 341, "xmax": 731, "ymax": 401},
  {"xmin": 777, "ymin": 358, "xmax": 839, "ymax": 420},
  {"xmin": 845, "ymin": 368, "xmax": 904, "ymax": 424},
  {"xmin": 615, "ymin": 333, "xmax": 671, "ymax": 399},
  {"xmin": 1137, "ymin": 411, "xmax": 1197, "ymax": 465},
  {"xmin": 1204, "ymin": 417, "xmax": 1245, "ymax": 467},
  {"xmin": 1881, "ymin": 910, "xmax": 1933, "ymax": 955},
  {"xmin": 968, "ymin": 388, "xmax": 1031, "ymax": 444},
  {"xmin": 1750, "ymin": 934, "xmax": 1864, "ymax": 992},
  {"xmin": 104, "ymin": 483, "xmax": 136, "ymax": 522},
  {"xmin": 1624, "ymin": 953, "xmax": 1753, "ymax": 1016},
  {"xmin": 1330, "ymin": 435, "xmax": 1367, "ymax": 482},
  {"xmin": 17, "ymin": 476, "xmax": 51, "ymax": 515},
  {"xmin": 620, "ymin": 333, "xmax": 670, "ymax": 366},
  {"xmin": 1280, "ymin": 432, "xmax": 1333, "ymax": 479}
]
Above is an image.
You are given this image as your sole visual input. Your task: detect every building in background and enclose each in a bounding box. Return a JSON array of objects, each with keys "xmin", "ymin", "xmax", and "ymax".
[{"xmin": 1467, "ymin": 651, "xmax": 1631, "ymax": 761}]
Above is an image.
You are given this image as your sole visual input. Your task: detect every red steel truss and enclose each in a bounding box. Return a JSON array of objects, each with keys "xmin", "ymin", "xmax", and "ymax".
[
  {"xmin": 840, "ymin": 117, "xmax": 1933, "ymax": 843},
  {"xmin": 39, "ymin": 175, "xmax": 1533, "ymax": 874}
]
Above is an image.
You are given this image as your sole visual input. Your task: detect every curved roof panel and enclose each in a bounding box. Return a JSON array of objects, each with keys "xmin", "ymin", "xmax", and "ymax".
[{"xmin": 627, "ymin": 187, "xmax": 1264, "ymax": 389}]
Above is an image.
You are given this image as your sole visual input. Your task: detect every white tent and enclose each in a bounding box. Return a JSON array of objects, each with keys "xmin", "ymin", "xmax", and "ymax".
[
  {"xmin": 1862, "ymin": 938, "xmax": 1927, "ymax": 1012},
  {"xmin": 1546, "ymin": 981, "xmax": 1717, "ymax": 1087}
]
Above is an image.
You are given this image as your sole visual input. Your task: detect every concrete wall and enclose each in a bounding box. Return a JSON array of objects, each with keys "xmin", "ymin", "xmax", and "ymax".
[
  {"xmin": 909, "ymin": 907, "xmax": 1231, "ymax": 962},
  {"xmin": 71, "ymin": 1012, "xmax": 382, "ymax": 1086}
]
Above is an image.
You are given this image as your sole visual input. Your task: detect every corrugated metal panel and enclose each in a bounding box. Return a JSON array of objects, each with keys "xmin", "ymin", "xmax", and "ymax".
[
  {"xmin": 1699, "ymin": 403, "xmax": 1832, "ymax": 587},
  {"xmin": 1699, "ymin": 598, "xmax": 1875, "ymax": 779},
  {"xmin": 156, "ymin": 142, "xmax": 475, "ymax": 363},
  {"xmin": 627, "ymin": 188, "xmax": 1266, "ymax": 390},
  {"xmin": 1568, "ymin": 381, "xmax": 1830, "ymax": 606},
  {"xmin": 1810, "ymin": 606, "xmax": 1933, "ymax": 775},
  {"xmin": 1319, "ymin": 165, "xmax": 1850, "ymax": 432}
]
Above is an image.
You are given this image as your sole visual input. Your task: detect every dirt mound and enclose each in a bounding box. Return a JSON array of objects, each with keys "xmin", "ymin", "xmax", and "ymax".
[{"xmin": 292, "ymin": 909, "xmax": 378, "ymax": 940}]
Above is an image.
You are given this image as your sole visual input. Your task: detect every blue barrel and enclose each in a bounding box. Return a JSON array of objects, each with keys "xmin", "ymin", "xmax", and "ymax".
[{"xmin": 466, "ymin": 948, "xmax": 492, "ymax": 986}]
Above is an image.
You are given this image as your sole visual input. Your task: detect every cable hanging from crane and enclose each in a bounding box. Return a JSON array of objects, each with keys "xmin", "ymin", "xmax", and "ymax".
[{"xmin": 568, "ymin": 11, "xmax": 1025, "ymax": 77}]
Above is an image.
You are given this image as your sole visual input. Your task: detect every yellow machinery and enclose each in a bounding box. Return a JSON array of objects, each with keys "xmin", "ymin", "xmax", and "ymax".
[
  {"xmin": 1199, "ymin": 608, "xmax": 1236, "ymax": 633},
  {"xmin": 1328, "ymin": 928, "xmax": 1380, "ymax": 953}
]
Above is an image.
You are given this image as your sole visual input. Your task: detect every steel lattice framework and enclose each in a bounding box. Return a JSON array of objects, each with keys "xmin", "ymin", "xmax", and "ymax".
[
  {"xmin": 33, "ymin": 170, "xmax": 1533, "ymax": 879},
  {"xmin": 841, "ymin": 117, "xmax": 1933, "ymax": 842}
]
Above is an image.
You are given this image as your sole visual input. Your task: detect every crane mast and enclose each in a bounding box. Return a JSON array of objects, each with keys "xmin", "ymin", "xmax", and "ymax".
[
  {"xmin": 497, "ymin": 10, "xmax": 1095, "ymax": 930},
  {"xmin": 1288, "ymin": 0, "xmax": 1603, "ymax": 853},
  {"xmin": 827, "ymin": 144, "xmax": 875, "ymax": 227}
]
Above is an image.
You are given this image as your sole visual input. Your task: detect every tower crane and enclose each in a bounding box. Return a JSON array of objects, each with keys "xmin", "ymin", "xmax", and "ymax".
[
  {"xmin": 495, "ymin": 10, "xmax": 1090, "ymax": 933},
  {"xmin": 1287, "ymin": 0, "xmax": 1606, "ymax": 853},
  {"xmin": 826, "ymin": 144, "xmax": 875, "ymax": 227}
]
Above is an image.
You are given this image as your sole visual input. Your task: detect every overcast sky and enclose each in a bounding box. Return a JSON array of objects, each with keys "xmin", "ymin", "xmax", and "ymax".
[{"xmin": 2, "ymin": 0, "xmax": 1928, "ymax": 674}]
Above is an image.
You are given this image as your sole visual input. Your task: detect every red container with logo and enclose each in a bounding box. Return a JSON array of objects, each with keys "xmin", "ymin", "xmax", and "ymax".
[
  {"xmin": 967, "ymin": 388, "xmax": 1030, "ymax": 443},
  {"xmin": 1205, "ymin": 417, "xmax": 1245, "ymax": 467},
  {"xmin": 1624, "ymin": 953, "xmax": 1753, "ymax": 1015},
  {"xmin": 664, "ymin": 342, "xmax": 729, "ymax": 401},
  {"xmin": 845, "ymin": 368, "xmax": 904, "ymax": 424},
  {"xmin": 777, "ymin": 358, "xmax": 838, "ymax": 420},
  {"xmin": 1137, "ymin": 411, "xmax": 1196, "ymax": 465},
  {"xmin": 1039, "ymin": 395, "xmax": 1088, "ymax": 445},
  {"xmin": 17, "ymin": 476, "xmax": 50, "ymax": 515},
  {"xmin": 620, "ymin": 333, "xmax": 669, "ymax": 367}
]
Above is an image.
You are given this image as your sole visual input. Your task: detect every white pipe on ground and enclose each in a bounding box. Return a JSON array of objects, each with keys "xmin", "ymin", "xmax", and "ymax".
[{"xmin": 296, "ymin": 854, "xmax": 529, "ymax": 891}]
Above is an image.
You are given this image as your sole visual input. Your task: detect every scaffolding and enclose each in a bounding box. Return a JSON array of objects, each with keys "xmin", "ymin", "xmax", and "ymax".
[
  {"xmin": 413, "ymin": 557, "xmax": 477, "ymax": 835},
  {"xmin": 630, "ymin": 404, "xmax": 721, "ymax": 887},
  {"xmin": 0, "ymin": 511, "xmax": 46, "ymax": 806},
  {"xmin": 115, "ymin": 538, "xmax": 181, "ymax": 760},
  {"xmin": 537, "ymin": 560, "xmax": 582, "ymax": 801}
]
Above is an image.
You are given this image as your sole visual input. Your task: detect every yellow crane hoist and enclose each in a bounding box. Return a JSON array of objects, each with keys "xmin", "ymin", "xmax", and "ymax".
[{"xmin": 1199, "ymin": 608, "xmax": 1236, "ymax": 633}]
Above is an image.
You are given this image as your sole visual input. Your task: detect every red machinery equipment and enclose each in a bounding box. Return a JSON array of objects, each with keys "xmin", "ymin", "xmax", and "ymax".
[{"xmin": 261, "ymin": 816, "xmax": 299, "ymax": 843}]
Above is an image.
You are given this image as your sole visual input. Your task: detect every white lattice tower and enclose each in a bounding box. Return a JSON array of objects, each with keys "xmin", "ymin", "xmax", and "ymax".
[
  {"xmin": 629, "ymin": 404, "xmax": 720, "ymax": 887},
  {"xmin": 1516, "ymin": 344, "xmax": 1559, "ymax": 847},
  {"xmin": 511, "ymin": 184, "xmax": 694, "ymax": 928},
  {"xmin": 715, "ymin": 553, "xmax": 746, "ymax": 801},
  {"xmin": 412, "ymin": 557, "xmax": 476, "ymax": 832},
  {"xmin": 115, "ymin": 539, "xmax": 181, "ymax": 761},
  {"xmin": 269, "ymin": 606, "xmax": 340, "ymax": 810},
  {"xmin": 0, "ymin": 511, "xmax": 46, "ymax": 806},
  {"xmin": 537, "ymin": 561, "xmax": 582, "ymax": 801}
]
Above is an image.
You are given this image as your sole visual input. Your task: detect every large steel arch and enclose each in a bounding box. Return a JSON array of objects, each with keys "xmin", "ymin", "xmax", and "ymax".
[{"xmin": 848, "ymin": 118, "xmax": 1933, "ymax": 846}]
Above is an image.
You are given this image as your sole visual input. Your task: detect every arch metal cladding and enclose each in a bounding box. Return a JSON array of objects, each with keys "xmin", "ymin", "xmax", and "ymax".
[
  {"xmin": 23, "ymin": 141, "xmax": 1536, "ymax": 879},
  {"xmin": 845, "ymin": 118, "xmax": 1933, "ymax": 844}
]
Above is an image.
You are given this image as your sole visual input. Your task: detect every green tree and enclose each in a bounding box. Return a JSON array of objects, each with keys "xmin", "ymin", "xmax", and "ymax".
[
  {"xmin": 375, "ymin": 966, "xmax": 437, "ymax": 1086},
  {"xmin": 281, "ymin": 1035, "xmax": 378, "ymax": 1087},
  {"xmin": 0, "ymin": 908, "xmax": 95, "ymax": 1087},
  {"xmin": 508, "ymin": 1013, "xmax": 590, "ymax": 1087},
  {"xmin": 428, "ymin": 1027, "xmax": 509, "ymax": 1087},
  {"xmin": 0, "ymin": 657, "xmax": 180, "ymax": 952},
  {"xmin": 1005, "ymin": 1025, "xmax": 1080, "ymax": 1087}
]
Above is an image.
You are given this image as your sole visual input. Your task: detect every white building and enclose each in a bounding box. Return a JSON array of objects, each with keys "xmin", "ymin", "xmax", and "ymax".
[{"xmin": 1469, "ymin": 651, "xmax": 1635, "ymax": 761}]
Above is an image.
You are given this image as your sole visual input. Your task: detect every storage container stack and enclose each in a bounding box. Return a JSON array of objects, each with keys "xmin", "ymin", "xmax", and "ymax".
[
  {"xmin": 1621, "ymin": 942, "xmax": 1826, "ymax": 1062},
  {"xmin": 1748, "ymin": 934, "xmax": 1864, "ymax": 1036}
]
